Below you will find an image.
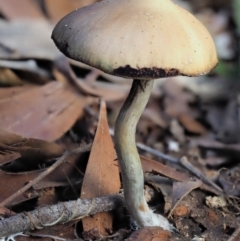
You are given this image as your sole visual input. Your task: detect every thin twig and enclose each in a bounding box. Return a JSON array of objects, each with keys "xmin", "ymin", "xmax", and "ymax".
[
  {"xmin": 0, "ymin": 195, "xmax": 124, "ymax": 238},
  {"xmin": 0, "ymin": 143, "xmax": 92, "ymax": 207},
  {"xmin": 136, "ymin": 143, "xmax": 179, "ymax": 163},
  {"xmin": 138, "ymin": 144, "xmax": 222, "ymax": 193},
  {"xmin": 110, "ymin": 128, "xmax": 222, "ymax": 193},
  {"xmin": 227, "ymin": 225, "xmax": 240, "ymax": 241},
  {"xmin": 180, "ymin": 157, "xmax": 223, "ymax": 193}
]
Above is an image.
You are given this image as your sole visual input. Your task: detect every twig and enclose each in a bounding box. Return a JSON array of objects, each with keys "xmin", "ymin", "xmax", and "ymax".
[
  {"xmin": 111, "ymin": 128, "xmax": 222, "ymax": 194},
  {"xmin": 138, "ymin": 144, "xmax": 222, "ymax": 193},
  {"xmin": 227, "ymin": 225, "xmax": 240, "ymax": 241},
  {"xmin": 136, "ymin": 143, "xmax": 179, "ymax": 163},
  {"xmin": 0, "ymin": 143, "xmax": 92, "ymax": 207},
  {"xmin": 110, "ymin": 128, "xmax": 222, "ymax": 193},
  {"xmin": 179, "ymin": 157, "xmax": 223, "ymax": 193},
  {"xmin": 0, "ymin": 195, "xmax": 124, "ymax": 238}
]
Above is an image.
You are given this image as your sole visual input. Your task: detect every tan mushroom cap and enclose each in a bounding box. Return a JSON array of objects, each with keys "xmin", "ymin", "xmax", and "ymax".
[{"xmin": 52, "ymin": 0, "xmax": 218, "ymax": 79}]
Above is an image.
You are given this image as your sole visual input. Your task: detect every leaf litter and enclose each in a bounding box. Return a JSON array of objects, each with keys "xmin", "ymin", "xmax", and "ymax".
[
  {"xmin": 0, "ymin": 0, "xmax": 240, "ymax": 240},
  {"xmin": 80, "ymin": 100, "xmax": 120, "ymax": 235}
]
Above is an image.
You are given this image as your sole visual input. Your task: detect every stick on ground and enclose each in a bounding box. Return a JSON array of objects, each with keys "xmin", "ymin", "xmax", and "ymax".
[{"xmin": 0, "ymin": 195, "xmax": 124, "ymax": 238}]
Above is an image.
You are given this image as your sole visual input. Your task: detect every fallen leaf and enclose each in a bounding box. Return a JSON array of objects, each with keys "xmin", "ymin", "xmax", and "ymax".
[
  {"xmin": 35, "ymin": 152, "xmax": 87, "ymax": 206},
  {"xmin": 44, "ymin": 0, "xmax": 96, "ymax": 22},
  {"xmin": 0, "ymin": 144, "xmax": 90, "ymax": 208},
  {"xmin": 141, "ymin": 156, "xmax": 221, "ymax": 196},
  {"xmin": 0, "ymin": 129, "xmax": 65, "ymax": 172},
  {"xmin": 145, "ymin": 174, "xmax": 173, "ymax": 213},
  {"xmin": 178, "ymin": 114, "xmax": 207, "ymax": 135},
  {"xmin": 141, "ymin": 156, "xmax": 189, "ymax": 182},
  {"xmin": 0, "ymin": 129, "xmax": 64, "ymax": 155},
  {"xmin": 0, "ymin": 169, "xmax": 42, "ymax": 206},
  {"xmin": 168, "ymin": 179, "xmax": 202, "ymax": 218},
  {"xmin": 0, "ymin": 129, "xmax": 66, "ymax": 206},
  {"xmin": 81, "ymin": 101, "xmax": 120, "ymax": 235},
  {"xmin": 0, "ymin": 85, "xmax": 34, "ymax": 100},
  {"xmin": 0, "ymin": 81, "xmax": 93, "ymax": 141},
  {"xmin": 0, "ymin": 0, "xmax": 45, "ymax": 20}
]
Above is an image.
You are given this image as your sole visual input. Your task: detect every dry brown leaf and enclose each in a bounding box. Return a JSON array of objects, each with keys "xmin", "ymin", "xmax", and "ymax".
[
  {"xmin": 0, "ymin": 129, "xmax": 65, "ymax": 167},
  {"xmin": 35, "ymin": 153, "xmax": 86, "ymax": 206},
  {"xmin": 141, "ymin": 156, "xmax": 189, "ymax": 182},
  {"xmin": 0, "ymin": 144, "xmax": 86, "ymax": 207},
  {"xmin": 0, "ymin": 85, "xmax": 35, "ymax": 100},
  {"xmin": 178, "ymin": 114, "xmax": 207, "ymax": 135},
  {"xmin": 81, "ymin": 101, "xmax": 120, "ymax": 235},
  {"xmin": 0, "ymin": 129, "xmax": 64, "ymax": 152},
  {"xmin": 0, "ymin": 129, "xmax": 66, "ymax": 206},
  {"xmin": 0, "ymin": 169, "xmax": 42, "ymax": 206},
  {"xmin": 141, "ymin": 156, "xmax": 221, "ymax": 196},
  {"xmin": 168, "ymin": 179, "xmax": 202, "ymax": 218},
  {"xmin": 0, "ymin": 81, "xmax": 93, "ymax": 141},
  {"xmin": 145, "ymin": 175, "xmax": 173, "ymax": 213},
  {"xmin": 0, "ymin": 0, "xmax": 45, "ymax": 20},
  {"xmin": 44, "ymin": 0, "xmax": 96, "ymax": 22},
  {"xmin": 34, "ymin": 152, "xmax": 85, "ymax": 190}
]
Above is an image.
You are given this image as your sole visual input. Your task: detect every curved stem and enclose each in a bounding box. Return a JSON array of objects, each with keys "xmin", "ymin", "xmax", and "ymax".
[{"xmin": 114, "ymin": 79, "xmax": 172, "ymax": 229}]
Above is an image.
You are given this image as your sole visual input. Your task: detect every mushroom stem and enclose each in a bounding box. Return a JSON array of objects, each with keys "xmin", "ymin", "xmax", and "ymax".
[{"xmin": 115, "ymin": 79, "xmax": 172, "ymax": 230}]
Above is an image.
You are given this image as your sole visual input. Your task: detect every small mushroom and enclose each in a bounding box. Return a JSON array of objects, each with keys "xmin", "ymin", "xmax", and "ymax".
[{"xmin": 52, "ymin": 0, "xmax": 218, "ymax": 230}]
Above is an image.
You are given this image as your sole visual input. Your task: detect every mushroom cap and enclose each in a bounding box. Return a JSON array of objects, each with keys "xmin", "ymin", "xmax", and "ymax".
[{"xmin": 52, "ymin": 0, "xmax": 218, "ymax": 79}]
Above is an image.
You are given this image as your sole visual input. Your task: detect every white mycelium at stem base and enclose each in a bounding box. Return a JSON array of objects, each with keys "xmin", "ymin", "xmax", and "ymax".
[{"xmin": 115, "ymin": 79, "xmax": 172, "ymax": 230}]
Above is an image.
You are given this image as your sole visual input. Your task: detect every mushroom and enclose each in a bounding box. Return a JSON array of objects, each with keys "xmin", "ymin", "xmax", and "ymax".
[{"xmin": 52, "ymin": 0, "xmax": 218, "ymax": 230}]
